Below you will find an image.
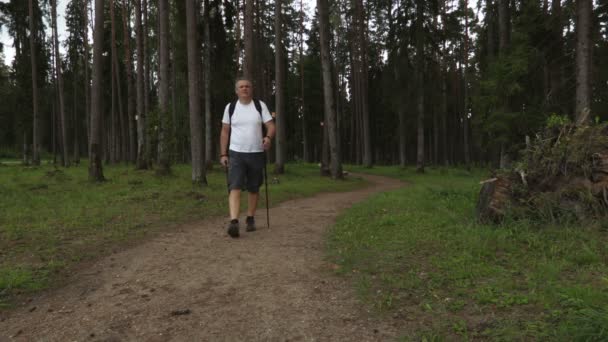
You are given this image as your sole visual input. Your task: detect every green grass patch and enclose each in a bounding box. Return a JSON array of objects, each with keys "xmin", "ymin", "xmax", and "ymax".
[
  {"xmin": 0, "ymin": 161, "xmax": 364, "ymax": 307},
  {"xmin": 328, "ymin": 165, "xmax": 608, "ymax": 341}
]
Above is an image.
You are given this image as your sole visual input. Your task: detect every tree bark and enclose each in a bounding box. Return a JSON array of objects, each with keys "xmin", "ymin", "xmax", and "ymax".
[
  {"xmin": 28, "ymin": 0, "xmax": 40, "ymax": 165},
  {"xmin": 299, "ymin": 0, "xmax": 308, "ymax": 162},
  {"xmin": 463, "ymin": 0, "xmax": 470, "ymax": 167},
  {"xmin": 157, "ymin": 0, "xmax": 171, "ymax": 175},
  {"xmin": 274, "ymin": 0, "xmax": 286, "ymax": 174},
  {"xmin": 186, "ymin": 0, "xmax": 206, "ymax": 184},
  {"xmin": 486, "ymin": 0, "xmax": 496, "ymax": 59},
  {"xmin": 123, "ymin": 0, "xmax": 136, "ymax": 163},
  {"xmin": 415, "ymin": 0, "xmax": 425, "ymax": 173},
  {"xmin": 317, "ymin": 0, "xmax": 342, "ymax": 179},
  {"xmin": 89, "ymin": 0, "xmax": 106, "ymax": 181},
  {"xmin": 83, "ymin": 0, "xmax": 91, "ymax": 157},
  {"xmin": 135, "ymin": 0, "xmax": 147, "ymax": 169},
  {"xmin": 549, "ymin": 0, "xmax": 563, "ymax": 109},
  {"xmin": 243, "ymin": 0, "xmax": 254, "ymax": 80},
  {"xmin": 204, "ymin": 0, "xmax": 213, "ymax": 169},
  {"xmin": 575, "ymin": 0, "xmax": 592, "ymax": 125},
  {"xmin": 52, "ymin": 0, "xmax": 69, "ymax": 167},
  {"xmin": 498, "ymin": 0, "xmax": 509, "ymax": 52},
  {"xmin": 110, "ymin": 0, "xmax": 127, "ymax": 162}
]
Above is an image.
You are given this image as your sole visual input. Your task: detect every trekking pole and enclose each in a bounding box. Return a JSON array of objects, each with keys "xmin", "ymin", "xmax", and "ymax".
[
  {"xmin": 224, "ymin": 160, "xmax": 230, "ymax": 194},
  {"xmin": 264, "ymin": 152, "xmax": 270, "ymax": 229}
]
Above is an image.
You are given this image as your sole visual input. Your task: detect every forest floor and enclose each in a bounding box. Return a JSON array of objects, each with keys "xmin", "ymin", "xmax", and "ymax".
[{"xmin": 0, "ymin": 173, "xmax": 407, "ymax": 341}]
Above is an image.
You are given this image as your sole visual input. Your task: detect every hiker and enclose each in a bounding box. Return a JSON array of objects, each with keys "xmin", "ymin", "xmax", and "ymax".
[{"xmin": 220, "ymin": 78, "xmax": 275, "ymax": 238}]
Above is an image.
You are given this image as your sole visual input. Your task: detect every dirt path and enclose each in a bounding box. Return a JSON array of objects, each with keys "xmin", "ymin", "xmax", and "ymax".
[{"xmin": 1, "ymin": 174, "xmax": 404, "ymax": 341}]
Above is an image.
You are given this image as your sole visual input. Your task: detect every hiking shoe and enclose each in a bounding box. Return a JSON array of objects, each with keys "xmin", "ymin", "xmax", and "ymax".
[
  {"xmin": 228, "ymin": 219, "xmax": 239, "ymax": 238},
  {"xmin": 246, "ymin": 216, "xmax": 256, "ymax": 232}
]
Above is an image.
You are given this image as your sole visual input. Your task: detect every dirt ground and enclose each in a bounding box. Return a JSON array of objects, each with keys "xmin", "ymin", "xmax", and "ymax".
[{"xmin": 0, "ymin": 174, "xmax": 405, "ymax": 341}]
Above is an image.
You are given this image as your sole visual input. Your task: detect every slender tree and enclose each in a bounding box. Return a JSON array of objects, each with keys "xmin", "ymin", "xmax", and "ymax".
[
  {"xmin": 204, "ymin": 0, "xmax": 213, "ymax": 168},
  {"xmin": 575, "ymin": 0, "xmax": 592, "ymax": 124},
  {"xmin": 415, "ymin": 0, "xmax": 425, "ymax": 173},
  {"xmin": 299, "ymin": 0, "xmax": 309, "ymax": 162},
  {"xmin": 274, "ymin": 0, "xmax": 286, "ymax": 174},
  {"xmin": 463, "ymin": 0, "xmax": 470, "ymax": 167},
  {"xmin": 89, "ymin": 0, "xmax": 106, "ymax": 181},
  {"xmin": 243, "ymin": 0, "xmax": 254, "ymax": 80},
  {"xmin": 83, "ymin": 0, "xmax": 91, "ymax": 149},
  {"xmin": 123, "ymin": 0, "xmax": 136, "ymax": 162},
  {"xmin": 317, "ymin": 0, "xmax": 342, "ymax": 179},
  {"xmin": 186, "ymin": 0, "xmax": 206, "ymax": 184},
  {"xmin": 157, "ymin": 0, "xmax": 171, "ymax": 174},
  {"xmin": 28, "ymin": 0, "xmax": 40, "ymax": 165},
  {"xmin": 498, "ymin": 0, "xmax": 509, "ymax": 52},
  {"xmin": 135, "ymin": 0, "xmax": 147, "ymax": 169},
  {"xmin": 51, "ymin": 0, "xmax": 69, "ymax": 167},
  {"xmin": 110, "ymin": 0, "xmax": 126, "ymax": 162}
]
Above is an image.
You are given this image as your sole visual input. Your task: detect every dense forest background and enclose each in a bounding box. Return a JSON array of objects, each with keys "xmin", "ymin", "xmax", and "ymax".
[{"xmin": 0, "ymin": 0, "xmax": 606, "ymax": 180}]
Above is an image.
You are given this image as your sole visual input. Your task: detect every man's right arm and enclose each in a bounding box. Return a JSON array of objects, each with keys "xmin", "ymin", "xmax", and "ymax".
[{"xmin": 220, "ymin": 123, "xmax": 230, "ymax": 166}]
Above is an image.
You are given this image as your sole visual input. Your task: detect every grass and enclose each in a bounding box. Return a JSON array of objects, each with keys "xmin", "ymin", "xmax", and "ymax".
[
  {"xmin": 0, "ymin": 160, "xmax": 365, "ymax": 308},
  {"xmin": 327, "ymin": 165, "xmax": 608, "ymax": 341}
]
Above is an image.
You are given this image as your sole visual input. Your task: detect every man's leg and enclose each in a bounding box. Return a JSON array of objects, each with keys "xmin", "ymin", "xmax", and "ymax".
[
  {"xmin": 229, "ymin": 189, "xmax": 241, "ymax": 220},
  {"xmin": 247, "ymin": 192, "xmax": 259, "ymax": 217}
]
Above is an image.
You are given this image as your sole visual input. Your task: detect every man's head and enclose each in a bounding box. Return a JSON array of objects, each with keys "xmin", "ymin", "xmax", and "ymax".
[{"xmin": 235, "ymin": 78, "xmax": 253, "ymax": 102}]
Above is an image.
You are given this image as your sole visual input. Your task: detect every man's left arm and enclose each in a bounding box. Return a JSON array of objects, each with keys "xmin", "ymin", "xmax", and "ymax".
[{"xmin": 262, "ymin": 120, "xmax": 276, "ymax": 150}]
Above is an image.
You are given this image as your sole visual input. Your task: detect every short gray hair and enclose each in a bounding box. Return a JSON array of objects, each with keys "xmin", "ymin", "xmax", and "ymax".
[{"xmin": 234, "ymin": 77, "xmax": 253, "ymax": 91}]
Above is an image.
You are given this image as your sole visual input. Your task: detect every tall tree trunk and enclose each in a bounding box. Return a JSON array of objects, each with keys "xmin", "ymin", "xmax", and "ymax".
[
  {"xmin": 157, "ymin": 0, "xmax": 171, "ymax": 174},
  {"xmin": 243, "ymin": 0, "xmax": 254, "ymax": 80},
  {"xmin": 486, "ymin": 0, "xmax": 496, "ymax": 59},
  {"xmin": 89, "ymin": 0, "xmax": 106, "ymax": 181},
  {"xmin": 83, "ymin": 0, "xmax": 91, "ymax": 155},
  {"xmin": 354, "ymin": 0, "xmax": 372, "ymax": 168},
  {"xmin": 110, "ymin": 0, "xmax": 127, "ymax": 162},
  {"xmin": 235, "ymin": 0, "xmax": 241, "ymax": 75},
  {"xmin": 498, "ymin": 0, "xmax": 509, "ymax": 52},
  {"xmin": 135, "ymin": 0, "xmax": 147, "ymax": 169},
  {"xmin": 23, "ymin": 131, "xmax": 29, "ymax": 165},
  {"xmin": 463, "ymin": 0, "xmax": 470, "ymax": 167},
  {"xmin": 123, "ymin": 0, "xmax": 136, "ymax": 162},
  {"xmin": 52, "ymin": 0, "xmax": 69, "ymax": 167},
  {"xmin": 204, "ymin": 0, "xmax": 213, "ymax": 169},
  {"xmin": 274, "ymin": 0, "xmax": 286, "ymax": 174},
  {"xmin": 575, "ymin": 0, "xmax": 592, "ymax": 125},
  {"xmin": 442, "ymin": 70, "xmax": 449, "ymax": 166},
  {"xmin": 73, "ymin": 80, "xmax": 80, "ymax": 164},
  {"xmin": 415, "ymin": 0, "xmax": 425, "ymax": 173},
  {"xmin": 28, "ymin": 0, "xmax": 40, "ymax": 165},
  {"xmin": 111, "ymin": 48, "xmax": 117, "ymax": 163},
  {"xmin": 186, "ymin": 0, "xmax": 206, "ymax": 184},
  {"xmin": 318, "ymin": 0, "xmax": 342, "ymax": 179},
  {"xmin": 549, "ymin": 0, "xmax": 563, "ymax": 111},
  {"xmin": 300, "ymin": 0, "xmax": 308, "ymax": 162},
  {"xmin": 143, "ymin": 0, "xmax": 151, "ymax": 163}
]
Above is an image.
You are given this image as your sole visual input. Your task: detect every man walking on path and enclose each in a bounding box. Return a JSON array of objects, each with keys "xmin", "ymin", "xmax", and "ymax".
[{"xmin": 220, "ymin": 78, "xmax": 275, "ymax": 238}]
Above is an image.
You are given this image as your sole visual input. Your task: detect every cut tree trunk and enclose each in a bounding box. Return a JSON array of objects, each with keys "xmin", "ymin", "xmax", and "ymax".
[{"xmin": 476, "ymin": 176, "xmax": 513, "ymax": 223}]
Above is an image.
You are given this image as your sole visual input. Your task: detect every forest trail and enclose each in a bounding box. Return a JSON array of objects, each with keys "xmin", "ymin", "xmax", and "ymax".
[{"xmin": 0, "ymin": 174, "xmax": 406, "ymax": 341}]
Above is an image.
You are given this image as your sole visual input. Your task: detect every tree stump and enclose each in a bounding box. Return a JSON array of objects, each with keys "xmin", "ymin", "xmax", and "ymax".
[{"xmin": 476, "ymin": 176, "xmax": 513, "ymax": 223}]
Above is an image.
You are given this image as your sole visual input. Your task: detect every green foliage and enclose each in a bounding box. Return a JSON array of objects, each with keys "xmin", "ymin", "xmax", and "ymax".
[{"xmin": 328, "ymin": 166, "xmax": 608, "ymax": 340}]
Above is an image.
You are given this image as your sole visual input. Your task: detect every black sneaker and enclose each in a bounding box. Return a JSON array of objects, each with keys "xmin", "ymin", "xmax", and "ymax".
[
  {"xmin": 246, "ymin": 216, "xmax": 256, "ymax": 232},
  {"xmin": 228, "ymin": 219, "xmax": 239, "ymax": 238}
]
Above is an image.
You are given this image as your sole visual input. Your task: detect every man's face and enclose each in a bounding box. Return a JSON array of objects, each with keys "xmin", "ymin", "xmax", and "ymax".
[{"xmin": 236, "ymin": 80, "xmax": 252, "ymax": 100}]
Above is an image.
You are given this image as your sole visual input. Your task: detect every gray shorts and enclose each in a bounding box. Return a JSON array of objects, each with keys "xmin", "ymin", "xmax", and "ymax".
[{"xmin": 228, "ymin": 150, "xmax": 265, "ymax": 193}]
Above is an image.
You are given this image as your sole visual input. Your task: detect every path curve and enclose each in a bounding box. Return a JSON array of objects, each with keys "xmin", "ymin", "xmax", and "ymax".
[{"xmin": 1, "ymin": 174, "xmax": 404, "ymax": 341}]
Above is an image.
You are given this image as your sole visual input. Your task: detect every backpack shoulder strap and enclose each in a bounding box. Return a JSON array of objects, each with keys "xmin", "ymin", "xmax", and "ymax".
[
  {"xmin": 253, "ymin": 99, "xmax": 263, "ymax": 117},
  {"xmin": 228, "ymin": 100, "xmax": 238, "ymax": 124}
]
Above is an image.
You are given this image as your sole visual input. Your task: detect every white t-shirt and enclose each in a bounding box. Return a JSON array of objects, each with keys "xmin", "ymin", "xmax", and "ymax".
[{"xmin": 222, "ymin": 100, "xmax": 273, "ymax": 153}]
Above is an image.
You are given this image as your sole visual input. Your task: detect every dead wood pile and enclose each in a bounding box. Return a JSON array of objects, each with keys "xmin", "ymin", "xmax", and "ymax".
[{"xmin": 477, "ymin": 123, "xmax": 608, "ymax": 223}]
